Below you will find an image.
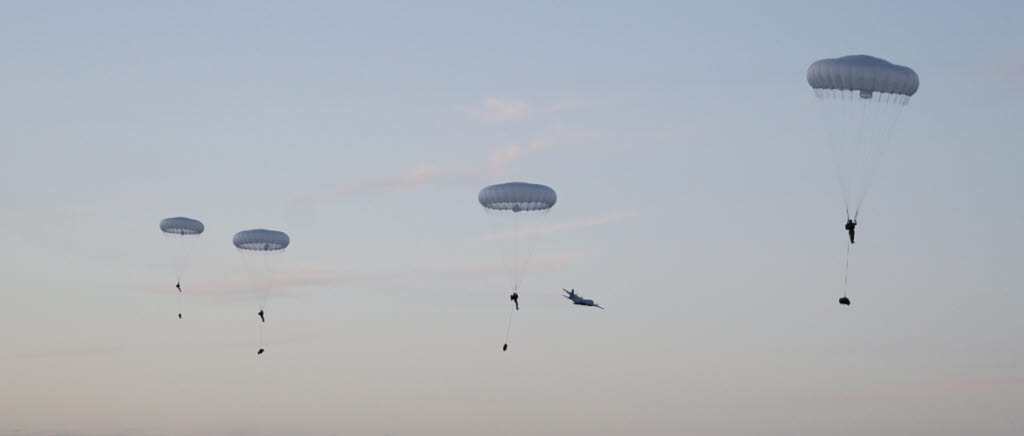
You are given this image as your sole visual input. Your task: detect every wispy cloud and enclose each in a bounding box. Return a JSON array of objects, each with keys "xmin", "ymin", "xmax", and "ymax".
[
  {"xmin": 980, "ymin": 54, "xmax": 1024, "ymax": 82},
  {"xmin": 413, "ymin": 252, "xmax": 583, "ymax": 276},
  {"xmin": 547, "ymin": 98, "xmax": 597, "ymax": 112},
  {"xmin": 462, "ymin": 98, "xmax": 529, "ymax": 121},
  {"xmin": 485, "ymin": 212, "xmax": 636, "ymax": 240},
  {"xmin": 486, "ymin": 135, "xmax": 560, "ymax": 168},
  {"xmin": 304, "ymin": 162, "xmax": 465, "ymax": 200},
  {"xmin": 326, "ymin": 163, "xmax": 443, "ymax": 197},
  {"xmin": 306, "ymin": 128, "xmax": 594, "ymax": 200},
  {"xmin": 190, "ymin": 263, "xmax": 344, "ymax": 297},
  {"xmin": 147, "ymin": 254, "xmax": 584, "ymax": 297}
]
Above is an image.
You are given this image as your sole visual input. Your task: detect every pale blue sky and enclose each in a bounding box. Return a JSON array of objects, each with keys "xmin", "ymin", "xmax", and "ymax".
[{"xmin": 2, "ymin": 1, "xmax": 1023, "ymax": 435}]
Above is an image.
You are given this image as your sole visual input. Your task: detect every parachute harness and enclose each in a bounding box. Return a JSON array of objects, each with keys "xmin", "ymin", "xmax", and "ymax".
[{"xmin": 822, "ymin": 90, "xmax": 907, "ymax": 222}]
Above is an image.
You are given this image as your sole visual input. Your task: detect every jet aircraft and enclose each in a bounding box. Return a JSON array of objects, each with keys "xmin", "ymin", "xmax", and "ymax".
[{"xmin": 563, "ymin": 289, "xmax": 604, "ymax": 309}]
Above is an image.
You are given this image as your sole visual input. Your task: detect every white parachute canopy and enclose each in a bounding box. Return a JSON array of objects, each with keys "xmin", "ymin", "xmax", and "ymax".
[
  {"xmin": 160, "ymin": 217, "xmax": 205, "ymax": 236},
  {"xmin": 233, "ymin": 229, "xmax": 290, "ymax": 251},
  {"xmin": 807, "ymin": 54, "xmax": 919, "ymax": 218},
  {"xmin": 479, "ymin": 182, "xmax": 557, "ymax": 212},
  {"xmin": 807, "ymin": 55, "xmax": 919, "ymax": 101}
]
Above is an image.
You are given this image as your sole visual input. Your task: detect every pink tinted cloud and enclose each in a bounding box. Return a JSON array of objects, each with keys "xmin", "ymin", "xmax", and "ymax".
[
  {"xmin": 310, "ymin": 128, "xmax": 591, "ymax": 200},
  {"xmin": 547, "ymin": 98, "xmax": 598, "ymax": 112},
  {"xmin": 982, "ymin": 57, "xmax": 1024, "ymax": 81},
  {"xmin": 327, "ymin": 163, "xmax": 443, "ymax": 197},
  {"xmin": 463, "ymin": 98, "xmax": 529, "ymax": 121}
]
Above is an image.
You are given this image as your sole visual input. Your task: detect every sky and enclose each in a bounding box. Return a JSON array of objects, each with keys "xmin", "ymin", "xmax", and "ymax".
[{"xmin": 1, "ymin": 1, "xmax": 1023, "ymax": 435}]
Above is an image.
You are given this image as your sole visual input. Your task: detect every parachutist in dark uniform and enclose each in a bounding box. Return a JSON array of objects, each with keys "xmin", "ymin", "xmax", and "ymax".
[
  {"xmin": 502, "ymin": 343, "xmax": 508, "ymax": 351},
  {"xmin": 176, "ymin": 282, "xmax": 181, "ymax": 292},
  {"xmin": 178, "ymin": 313, "xmax": 182, "ymax": 319},
  {"xmin": 839, "ymin": 296, "xmax": 851, "ymax": 306},
  {"xmin": 510, "ymin": 292, "xmax": 519, "ymax": 310},
  {"xmin": 258, "ymin": 309, "xmax": 265, "ymax": 323},
  {"xmin": 845, "ymin": 219, "xmax": 857, "ymax": 244},
  {"xmin": 257, "ymin": 348, "xmax": 264, "ymax": 355}
]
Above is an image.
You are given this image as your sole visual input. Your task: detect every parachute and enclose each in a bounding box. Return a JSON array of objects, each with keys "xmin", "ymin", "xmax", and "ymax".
[
  {"xmin": 479, "ymin": 182, "xmax": 556, "ymax": 291},
  {"xmin": 160, "ymin": 217, "xmax": 204, "ymax": 319},
  {"xmin": 479, "ymin": 182, "xmax": 557, "ymax": 214},
  {"xmin": 808, "ymin": 55, "xmax": 919, "ymax": 303},
  {"xmin": 479, "ymin": 182, "xmax": 557, "ymax": 351},
  {"xmin": 161, "ymin": 217, "xmax": 205, "ymax": 236},
  {"xmin": 233, "ymin": 229, "xmax": 290, "ymax": 355},
  {"xmin": 233, "ymin": 229, "xmax": 290, "ymax": 252}
]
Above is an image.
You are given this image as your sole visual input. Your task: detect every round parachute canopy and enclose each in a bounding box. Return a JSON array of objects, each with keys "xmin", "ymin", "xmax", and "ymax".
[
  {"xmin": 479, "ymin": 182, "xmax": 557, "ymax": 213},
  {"xmin": 807, "ymin": 55, "xmax": 919, "ymax": 99},
  {"xmin": 160, "ymin": 217, "xmax": 205, "ymax": 235},
  {"xmin": 233, "ymin": 229, "xmax": 290, "ymax": 251}
]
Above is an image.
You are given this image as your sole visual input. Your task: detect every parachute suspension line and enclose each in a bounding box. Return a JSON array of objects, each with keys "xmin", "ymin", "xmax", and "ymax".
[
  {"xmin": 853, "ymin": 97, "xmax": 906, "ymax": 215},
  {"xmin": 842, "ymin": 90, "xmax": 855, "ymax": 210},
  {"xmin": 843, "ymin": 243, "xmax": 851, "ymax": 298},
  {"xmin": 504, "ymin": 305, "xmax": 515, "ymax": 347},
  {"xmin": 853, "ymin": 96, "xmax": 876, "ymax": 217},
  {"xmin": 849, "ymin": 96, "xmax": 871, "ymax": 217},
  {"xmin": 822, "ymin": 91, "xmax": 851, "ymax": 213},
  {"xmin": 513, "ymin": 208, "xmax": 553, "ymax": 294},
  {"xmin": 512, "ymin": 213, "xmax": 519, "ymax": 292}
]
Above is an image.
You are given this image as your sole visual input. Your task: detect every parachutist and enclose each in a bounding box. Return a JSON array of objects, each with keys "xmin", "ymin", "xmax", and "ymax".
[
  {"xmin": 257, "ymin": 348, "xmax": 264, "ymax": 355},
  {"xmin": 176, "ymin": 282, "xmax": 181, "ymax": 292},
  {"xmin": 258, "ymin": 309, "xmax": 265, "ymax": 323},
  {"xmin": 502, "ymin": 343, "xmax": 508, "ymax": 351},
  {"xmin": 839, "ymin": 297, "xmax": 851, "ymax": 306},
  {"xmin": 845, "ymin": 219, "xmax": 856, "ymax": 244},
  {"xmin": 178, "ymin": 313, "xmax": 182, "ymax": 319},
  {"xmin": 510, "ymin": 292, "xmax": 519, "ymax": 310}
]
